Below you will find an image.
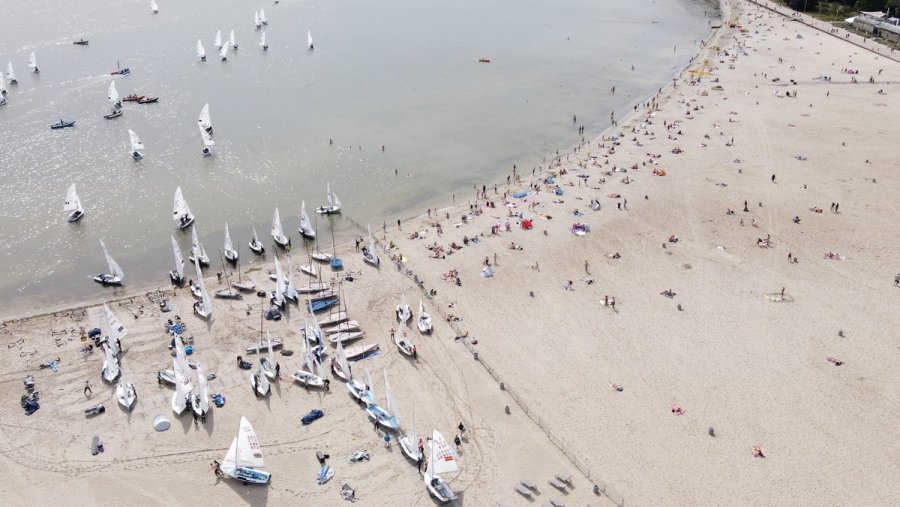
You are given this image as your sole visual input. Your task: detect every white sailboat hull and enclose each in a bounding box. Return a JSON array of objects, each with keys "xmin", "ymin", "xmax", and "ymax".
[
  {"xmin": 399, "ymin": 435, "xmax": 422, "ymax": 462},
  {"xmin": 94, "ymin": 274, "xmax": 122, "ymax": 286},
  {"xmin": 223, "ymin": 466, "xmax": 271, "ymax": 484},
  {"xmin": 291, "ymin": 369, "xmax": 325, "ymax": 388},
  {"xmin": 116, "ymin": 382, "xmax": 136, "ymax": 410},
  {"xmin": 424, "ymin": 473, "xmax": 457, "ymax": 503}
]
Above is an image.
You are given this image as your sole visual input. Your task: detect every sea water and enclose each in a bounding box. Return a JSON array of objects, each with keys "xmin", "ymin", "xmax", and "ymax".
[{"xmin": 0, "ymin": 0, "xmax": 716, "ymax": 316}]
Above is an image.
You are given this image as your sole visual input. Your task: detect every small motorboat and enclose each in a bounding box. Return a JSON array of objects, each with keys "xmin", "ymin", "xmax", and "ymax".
[
  {"xmin": 478, "ymin": 57, "xmax": 491, "ymax": 63},
  {"xmin": 50, "ymin": 120, "xmax": 76, "ymax": 129},
  {"xmin": 110, "ymin": 67, "xmax": 130, "ymax": 76},
  {"xmin": 137, "ymin": 96, "xmax": 159, "ymax": 104},
  {"xmin": 73, "ymin": 39, "xmax": 89, "ymax": 46},
  {"xmin": 122, "ymin": 94, "xmax": 144, "ymax": 102},
  {"xmin": 103, "ymin": 110, "xmax": 122, "ymax": 120}
]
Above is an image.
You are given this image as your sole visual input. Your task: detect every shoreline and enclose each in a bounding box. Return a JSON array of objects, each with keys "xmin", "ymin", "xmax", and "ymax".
[{"xmin": 4, "ymin": 1, "xmax": 899, "ymax": 505}]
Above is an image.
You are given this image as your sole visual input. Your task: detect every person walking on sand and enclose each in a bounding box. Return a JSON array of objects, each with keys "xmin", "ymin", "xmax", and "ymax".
[
  {"xmin": 781, "ymin": 287, "xmax": 785, "ymax": 299},
  {"xmin": 84, "ymin": 381, "xmax": 92, "ymax": 397},
  {"xmin": 585, "ymin": 260, "xmax": 590, "ymax": 274},
  {"xmin": 211, "ymin": 460, "xmax": 224, "ymax": 478}
]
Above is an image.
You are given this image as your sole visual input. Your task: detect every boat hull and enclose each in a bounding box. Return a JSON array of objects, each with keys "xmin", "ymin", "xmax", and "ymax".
[
  {"xmin": 68, "ymin": 210, "xmax": 85, "ymax": 222},
  {"xmin": 249, "ymin": 241, "xmax": 265, "ymax": 255},
  {"xmin": 94, "ymin": 274, "xmax": 122, "ymax": 286},
  {"xmin": 224, "ymin": 466, "xmax": 271, "ymax": 485},
  {"xmin": 424, "ymin": 474, "xmax": 457, "ymax": 502}
]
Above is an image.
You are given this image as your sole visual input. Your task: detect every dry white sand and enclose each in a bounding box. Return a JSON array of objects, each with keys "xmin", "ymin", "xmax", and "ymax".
[{"xmin": 2, "ymin": 1, "xmax": 899, "ymax": 505}]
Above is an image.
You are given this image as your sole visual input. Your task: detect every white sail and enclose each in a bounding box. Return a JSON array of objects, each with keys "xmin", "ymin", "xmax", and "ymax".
[
  {"xmin": 259, "ymin": 31, "xmax": 267, "ymax": 48},
  {"xmin": 196, "ymin": 39, "xmax": 206, "ymax": 60},
  {"xmin": 173, "ymin": 337, "xmax": 193, "ymax": 391},
  {"xmin": 100, "ymin": 239, "xmax": 125, "ymax": 280},
  {"xmin": 214, "ymin": 30, "xmax": 222, "ymax": 48},
  {"xmin": 199, "ymin": 123, "xmax": 215, "ymax": 148},
  {"xmin": 299, "ymin": 201, "xmax": 314, "ymax": 236},
  {"xmin": 385, "ymin": 370, "xmax": 400, "ymax": 426},
  {"xmin": 266, "ymin": 331, "xmax": 276, "ymax": 372},
  {"xmin": 260, "ymin": 8, "xmax": 267, "ymax": 24},
  {"xmin": 195, "ymin": 363, "xmax": 211, "ymax": 414},
  {"xmin": 28, "ymin": 52, "xmax": 37, "ymax": 70},
  {"xmin": 173, "ymin": 186, "xmax": 192, "ymax": 222},
  {"xmin": 6, "ymin": 62, "xmax": 16, "ymax": 82},
  {"xmin": 194, "ymin": 255, "xmax": 212, "ymax": 317},
  {"xmin": 103, "ymin": 303, "xmax": 128, "ymax": 344},
  {"xmin": 198, "ymin": 103, "xmax": 212, "ymax": 131},
  {"xmin": 271, "ymin": 208, "xmax": 284, "ymax": 239},
  {"xmin": 108, "ymin": 81, "xmax": 119, "ymax": 105},
  {"xmin": 284, "ymin": 255, "xmax": 297, "ymax": 298},
  {"xmin": 171, "ymin": 235, "xmax": 184, "ymax": 280},
  {"xmin": 308, "ymin": 31, "xmax": 313, "ymax": 49},
  {"xmin": 430, "ymin": 430, "xmax": 459, "ymax": 475},
  {"xmin": 63, "ymin": 183, "xmax": 82, "ymax": 213},
  {"xmin": 236, "ymin": 416, "xmax": 265, "ymax": 468},
  {"xmin": 150, "ymin": 0, "xmax": 158, "ymax": 13},
  {"xmin": 326, "ymin": 182, "xmax": 334, "ymax": 207},
  {"xmin": 219, "ymin": 43, "xmax": 228, "ymax": 60},
  {"xmin": 223, "ymin": 438, "xmax": 238, "ymax": 469},
  {"xmin": 252, "ymin": 223, "xmax": 261, "ymax": 244},
  {"xmin": 128, "ymin": 129, "xmax": 144, "ymax": 152},
  {"xmin": 254, "ymin": 11, "xmax": 261, "ymax": 28},
  {"xmin": 191, "ymin": 226, "xmax": 208, "ymax": 261},
  {"xmin": 103, "ymin": 342, "xmax": 120, "ymax": 381},
  {"xmin": 229, "ymin": 29, "xmax": 237, "ymax": 49},
  {"xmin": 333, "ymin": 190, "xmax": 341, "ymax": 208},
  {"xmin": 335, "ymin": 340, "xmax": 351, "ymax": 379},
  {"xmin": 0, "ymin": 78, "xmax": 5, "ymax": 96},
  {"xmin": 224, "ymin": 222, "xmax": 234, "ymax": 252}
]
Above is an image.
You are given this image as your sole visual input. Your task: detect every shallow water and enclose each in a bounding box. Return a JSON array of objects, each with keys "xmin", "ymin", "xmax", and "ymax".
[{"xmin": 0, "ymin": 0, "xmax": 715, "ymax": 316}]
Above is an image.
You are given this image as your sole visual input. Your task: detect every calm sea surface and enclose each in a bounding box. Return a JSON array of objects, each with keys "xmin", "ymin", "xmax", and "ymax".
[{"xmin": 0, "ymin": 0, "xmax": 715, "ymax": 316}]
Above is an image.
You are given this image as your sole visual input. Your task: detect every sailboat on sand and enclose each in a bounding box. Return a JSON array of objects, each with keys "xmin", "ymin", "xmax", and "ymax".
[
  {"xmin": 221, "ymin": 416, "xmax": 272, "ymax": 484},
  {"xmin": 424, "ymin": 430, "xmax": 460, "ymax": 502},
  {"xmin": 192, "ymin": 363, "xmax": 211, "ymax": 419},
  {"xmin": 94, "ymin": 239, "xmax": 124, "ymax": 285},
  {"xmin": 365, "ymin": 370, "xmax": 400, "ymax": 431},
  {"xmin": 362, "ymin": 223, "xmax": 379, "ymax": 267},
  {"xmin": 63, "ymin": 183, "xmax": 85, "ymax": 222},
  {"xmin": 192, "ymin": 256, "xmax": 212, "ymax": 319},
  {"xmin": 172, "ymin": 337, "xmax": 194, "ymax": 415}
]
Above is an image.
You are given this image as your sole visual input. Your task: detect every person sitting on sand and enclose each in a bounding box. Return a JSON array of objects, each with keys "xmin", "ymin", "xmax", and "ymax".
[
  {"xmin": 752, "ymin": 446, "xmax": 765, "ymax": 458},
  {"xmin": 671, "ymin": 405, "xmax": 685, "ymax": 415}
]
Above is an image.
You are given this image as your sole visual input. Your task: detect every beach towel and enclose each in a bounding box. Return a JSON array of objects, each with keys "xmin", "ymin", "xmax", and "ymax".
[
  {"xmin": 554, "ymin": 187, "xmax": 564, "ymax": 196},
  {"xmin": 512, "ymin": 190, "xmax": 529, "ymax": 198},
  {"xmin": 317, "ymin": 464, "xmax": 331, "ymax": 484}
]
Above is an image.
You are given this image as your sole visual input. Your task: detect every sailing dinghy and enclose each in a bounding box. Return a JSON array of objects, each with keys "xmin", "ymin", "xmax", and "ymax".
[
  {"xmin": 150, "ymin": 1, "xmax": 159, "ymax": 14},
  {"xmin": 101, "ymin": 303, "xmax": 125, "ymax": 383},
  {"xmin": 196, "ymin": 40, "xmax": 207, "ymax": 61},
  {"xmin": 128, "ymin": 129, "xmax": 145, "ymax": 160},
  {"xmin": 396, "ymin": 294, "xmax": 411, "ymax": 323},
  {"xmin": 270, "ymin": 255, "xmax": 286, "ymax": 309},
  {"xmin": 198, "ymin": 103, "xmax": 212, "ymax": 136},
  {"xmin": 251, "ymin": 348, "xmax": 271, "ymax": 397},
  {"xmin": 116, "ymin": 381, "xmax": 136, "ymax": 410},
  {"xmin": 271, "ymin": 208, "xmax": 291, "ymax": 249},
  {"xmin": 315, "ymin": 182, "xmax": 341, "ymax": 214},
  {"xmin": 199, "ymin": 123, "xmax": 215, "ymax": 156},
  {"xmin": 169, "ymin": 235, "xmax": 185, "ymax": 285},
  {"xmin": 223, "ymin": 222, "xmax": 238, "ymax": 264},
  {"xmin": 108, "ymin": 81, "xmax": 121, "ymax": 108},
  {"xmin": 398, "ymin": 410, "xmax": 422, "ymax": 462},
  {"xmin": 230, "ymin": 29, "xmax": 238, "ymax": 50},
  {"xmin": 192, "ymin": 363, "xmax": 211, "ymax": 419},
  {"xmin": 362, "ymin": 224, "xmax": 379, "ymax": 267},
  {"xmin": 190, "ymin": 227, "xmax": 210, "ymax": 266},
  {"xmin": 259, "ymin": 31, "xmax": 268, "ymax": 51},
  {"xmin": 254, "ymin": 11, "xmax": 261, "ymax": 29},
  {"xmin": 172, "ymin": 337, "xmax": 194, "ymax": 414},
  {"xmin": 394, "ymin": 320, "xmax": 415, "ymax": 357},
  {"xmin": 28, "ymin": 52, "xmax": 39, "ymax": 73},
  {"xmin": 219, "ymin": 43, "xmax": 228, "ymax": 61},
  {"xmin": 424, "ymin": 430, "xmax": 460, "ymax": 502},
  {"xmin": 260, "ymin": 332, "xmax": 278, "ymax": 380},
  {"xmin": 63, "ymin": 183, "xmax": 85, "ymax": 222},
  {"xmin": 232, "ymin": 259, "xmax": 256, "ymax": 292},
  {"xmin": 308, "ymin": 31, "xmax": 314, "ymax": 50},
  {"xmin": 94, "ymin": 239, "xmax": 124, "ymax": 285},
  {"xmin": 292, "ymin": 332, "xmax": 326, "ymax": 387},
  {"xmin": 214, "ymin": 30, "xmax": 223, "ymax": 49},
  {"xmin": 298, "ymin": 201, "xmax": 315, "ymax": 238},
  {"xmin": 173, "ymin": 186, "xmax": 195, "ymax": 229},
  {"xmin": 192, "ymin": 256, "xmax": 212, "ymax": 319},
  {"xmin": 417, "ymin": 299, "xmax": 432, "ymax": 334},
  {"xmin": 221, "ymin": 416, "xmax": 272, "ymax": 484},
  {"xmin": 365, "ymin": 370, "xmax": 400, "ymax": 431},
  {"xmin": 345, "ymin": 362, "xmax": 375, "ymax": 405},
  {"xmin": 7, "ymin": 62, "xmax": 17, "ymax": 84},
  {"xmin": 260, "ymin": 9, "xmax": 268, "ymax": 25},
  {"xmin": 249, "ymin": 222, "xmax": 266, "ymax": 255}
]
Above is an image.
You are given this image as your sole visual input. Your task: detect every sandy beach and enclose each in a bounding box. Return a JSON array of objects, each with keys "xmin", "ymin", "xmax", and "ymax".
[{"xmin": 2, "ymin": 1, "xmax": 899, "ymax": 505}]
